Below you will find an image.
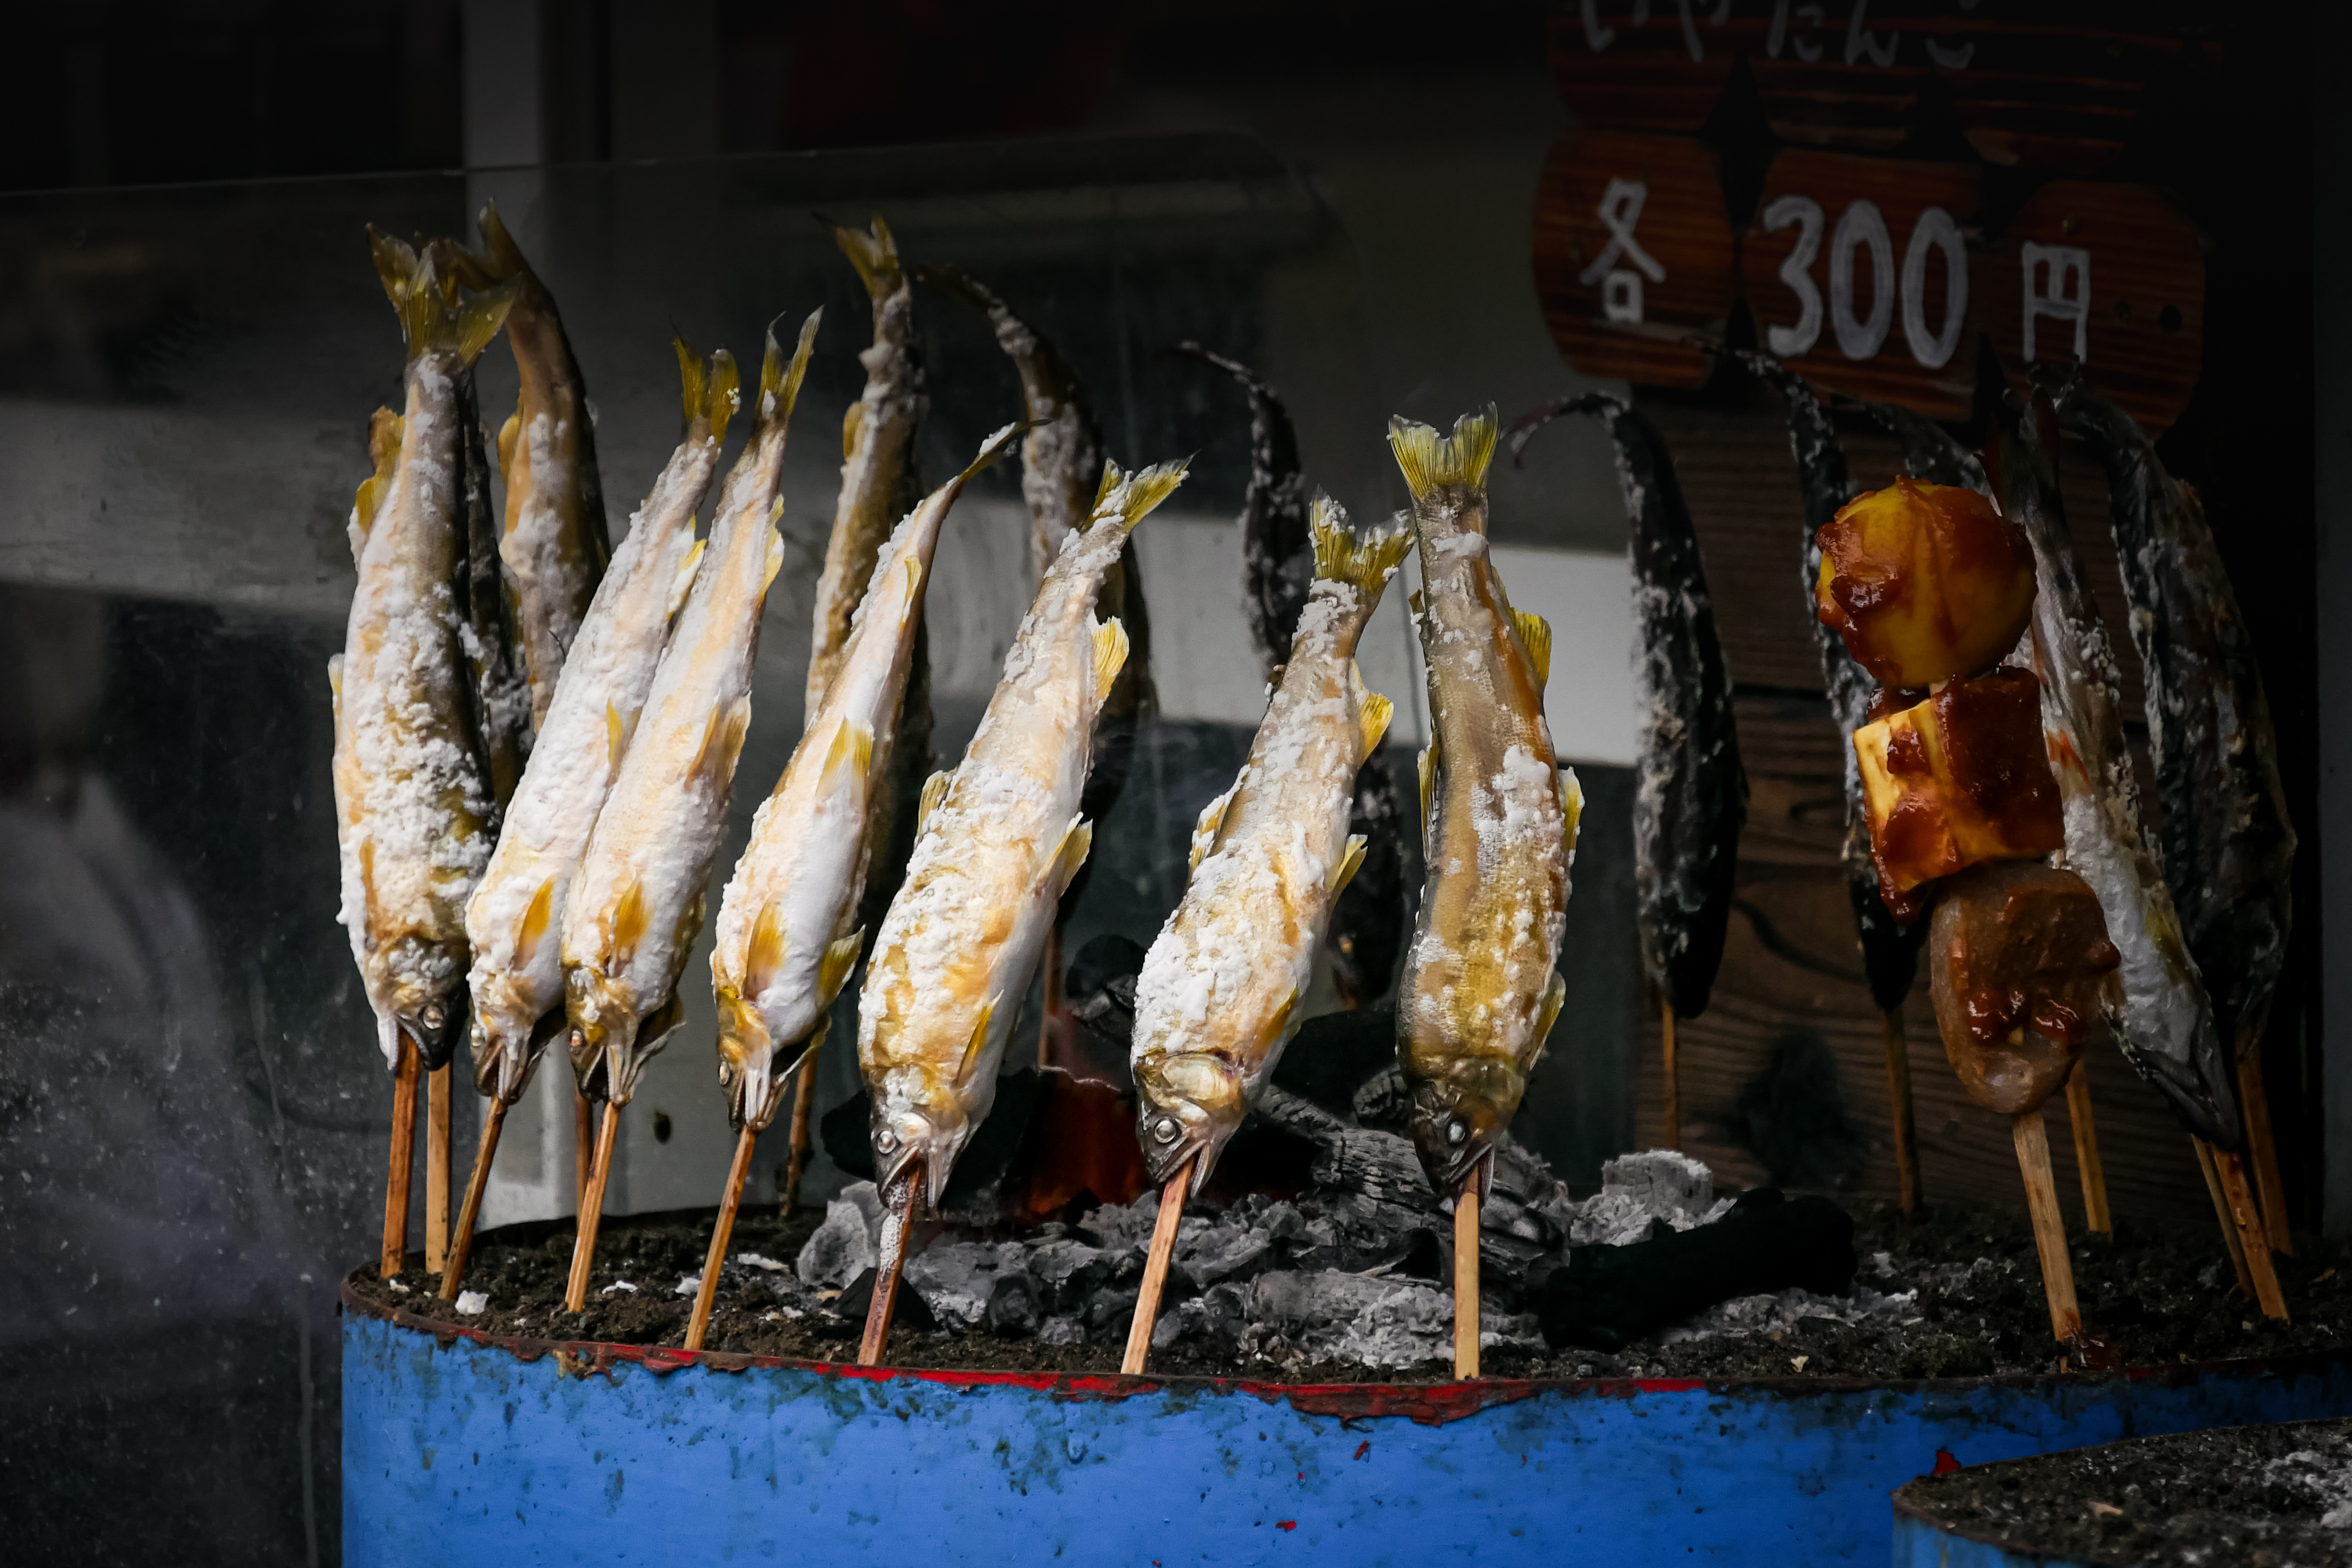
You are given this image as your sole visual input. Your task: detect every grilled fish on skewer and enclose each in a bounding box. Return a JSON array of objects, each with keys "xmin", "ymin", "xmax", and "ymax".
[
  {"xmin": 444, "ymin": 201, "xmax": 612, "ymax": 732},
  {"xmin": 1130, "ymin": 500, "xmax": 1409, "ymax": 1192},
  {"xmin": 332, "ymin": 234, "xmax": 518, "ymax": 1073},
  {"xmin": 858, "ymin": 458, "xmax": 1189, "ymax": 1207},
  {"xmin": 1178, "ymin": 343, "xmax": 1407, "ymax": 1007},
  {"xmin": 464, "ymin": 342, "xmax": 736, "ymax": 1105},
  {"xmin": 1998, "ymin": 394, "xmax": 2238, "ymax": 1147},
  {"xmin": 561, "ymin": 313, "xmax": 819, "ymax": 1105},
  {"xmin": 1511, "ymin": 394, "xmax": 1742, "ymax": 1022},
  {"xmin": 714, "ymin": 423, "xmax": 1026, "ymax": 1133},
  {"xmin": 1393, "ymin": 408, "xmax": 1579, "ymax": 1197}
]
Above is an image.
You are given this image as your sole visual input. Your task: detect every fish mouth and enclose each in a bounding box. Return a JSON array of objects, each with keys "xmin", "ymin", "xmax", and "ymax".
[
  {"xmin": 1410, "ymin": 1083, "xmax": 1506, "ymax": 1199},
  {"xmin": 1134, "ymin": 1055, "xmax": 1244, "ymax": 1194},
  {"xmin": 1136, "ymin": 1103, "xmax": 1236, "ymax": 1195},
  {"xmin": 870, "ymin": 1102, "xmax": 960, "ymax": 1210},
  {"xmin": 470, "ymin": 1005, "xmax": 567, "ymax": 1102},
  {"xmin": 397, "ymin": 991, "xmax": 467, "ymax": 1072}
]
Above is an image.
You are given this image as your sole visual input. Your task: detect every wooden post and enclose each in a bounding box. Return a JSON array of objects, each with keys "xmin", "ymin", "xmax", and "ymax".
[
  {"xmin": 684, "ymin": 1127, "xmax": 760, "ymax": 1352},
  {"xmin": 379, "ymin": 1030, "xmax": 421, "ymax": 1279},
  {"xmin": 782, "ymin": 1041, "xmax": 822, "ymax": 1213},
  {"xmin": 2211, "ymin": 1143, "xmax": 2290, "ymax": 1321},
  {"xmin": 440, "ymin": 1097, "xmax": 508, "ymax": 1299},
  {"xmin": 2063, "ymin": 1062, "xmax": 2112, "ymax": 1235},
  {"xmin": 1882, "ymin": 1007, "xmax": 1920, "ymax": 1217},
  {"xmin": 425, "ymin": 1064, "xmax": 453, "ymax": 1272},
  {"xmin": 573, "ymin": 1085, "xmax": 597, "ymax": 1211},
  {"xmin": 2011, "ymin": 1108, "xmax": 2081, "ymax": 1342},
  {"xmin": 563, "ymin": 1102, "xmax": 622, "ymax": 1314},
  {"xmin": 2237, "ymin": 1040, "xmax": 2293, "ymax": 1256},
  {"xmin": 2192, "ymin": 1136, "xmax": 2256, "ymax": 1298},
  {"xmin": 1454, "ymin": 1183, "xmax": 1482, "ymax": 1381},
  {"xmin": 1661, "ymin": 998, "xmax": 1680, "ymax": 1151},
  {"xmin": 857, "ymin": 1163, "xmax": 921, "ymax": 1367},
  {"xmin": 1122, "ymin": 1163, "xmax": 1192, "ymax": 1376}
]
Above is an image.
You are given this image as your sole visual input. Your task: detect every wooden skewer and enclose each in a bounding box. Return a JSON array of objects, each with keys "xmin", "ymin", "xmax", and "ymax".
[
  {"xmin": 1037, "ymin": 924, "xmax": 1065, "ymax": 1069},
  {"xmin": 2236, "ymin": 1037, "xmax": 2293, "ymax": 1256},
  {"xmin": 2193, "ymin": 1136, "xmax": 2256, "ymax": 1298},
  {"xmin": 573, "ymin": 1084, "xmax": 597, "ymax": 1211},
  {"xmin": 2063, "ymin": 1061, "xmax": 2111, "ymax": 1234},
  {"xmin": 439, "ymin": 1096, "xmax": 508, "ymax": 1300},
  {"xmin": 1122, "ymin": 1162, "xmax": 1193, "ymax": 1376},
  {"xmin": 1661, "ymin": 998, "xmax": 1680, "ymax": 1151},
  {"xmin": 425, "ymin": 1064, "xmax": 453, "ymax": 1272},
  {"xmin": 2010, "ymin": 1108, "xmax": 2082, "ymax": 1343},
  {"xmin": 857, "ymin": 1161, "xmax": 922, "ymax": 1367},
  {"xmin": 1882, "ymin": 1007, "xmax": 1920, "ymax": 1218},
  {"xmin": 684, "ymin": 1126, "xmax": 760, "ymax": 1352},
  {"xmin": 782, "ymin": 1038, "xmax": 822, "ymax": 1213},
  {"xmin": 2210, "ymin": 1141, "xmax": 2290, "ymax": 1321},
  {"xmin": 563, "ymin": 1101, "xmax": 622, "ymax": 1314},
  {"xmin": 379, "ymin": 1029, "xmax": 421, "ymax": 1279},
  {"xmin": 1454, "ymin": 1180, "xmax": 1482, "ymax": 1380}
]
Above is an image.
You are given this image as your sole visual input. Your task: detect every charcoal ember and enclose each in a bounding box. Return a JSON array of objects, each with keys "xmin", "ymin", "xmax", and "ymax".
[
  {"xmin": 1536, "ymin": 1191, "xmax": 1858, "ymax": 1352},
  {"xmin": 1065, "ymin": 934, "xmax": 1145, "ymax": 1044},
  {"xmin": 1175, "ymin": 1222, "xmax": 1275, "ymax": 1287},
  {"xmin": 796, "ymin": 1181, "xmax": 883, "ymax": 1288},
  {"xmin": 1570, "ymin": 1150, "xmax": 1730, "ymax": 1247},
  {"xmin": 1350, "ymin": 1065, "xmax": 1410, "ymax": 1131},
  {"xmin": 1028, "ymin": 1237, "xmax": 1109, "ymax": 1314},
  {"xmin": 1247, "ymin": 1269, "xmax": 1541, "ymax": 1369},
  {"xmin": 1086, "ymin": 1285, "xmax": 1142, "ymax": 1342},
  {"xmin": 1037, "ymin": 1316, "xmax": 1083, "ymax": 1347},
  {"xmin": 829, "ymin": 1266, "xmax": 940, "ymax": 1336},
  {"xmin": 1168, "ymin": 1280, "xmax": 1251, "ymax": 1347},
  {"xmin": 903, "ymin": 1240, "xmax": 1030, "ymax": 1330},
  {"xmin": 1269, "ymin": 1007, "xmax": 1398, "ymax": 1117},
  {"xmin": 985, "ymin": 1272, "xmax": 1042, "ymax": 1338}
]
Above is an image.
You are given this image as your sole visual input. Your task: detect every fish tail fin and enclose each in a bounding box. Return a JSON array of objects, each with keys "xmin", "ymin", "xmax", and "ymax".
[
  {"xmin": 1309, "ymin": 494, "xmax": 1413, "ymax": 590},
  {"xmin": 825, "ymin": 213, "xmax": 903, "ymax": 300},
  {"xmin": 475, "ymin": 199, "xmax": 532, "ymax": 281},
  {"xmin": 1089, "ymin": 457, "xmax": 1190, "ymax": 535},
  {"xmin": 674, "ymin": 338, "xmax": 742, "ymax": 445},
  {"xmin": 368, "ymin": 227, "xmax": 517, "ymax": 367},
  {"xmin": 755, "ymin": 310, "xmax": 822, "ymax": 429},
  {"xmin": 1388, "ymin": 405, "xmax": 1499, "ymax": 503},
  {"xmin": 956, "ymin": 420, "xmax": 1034, "ymax": 485}
]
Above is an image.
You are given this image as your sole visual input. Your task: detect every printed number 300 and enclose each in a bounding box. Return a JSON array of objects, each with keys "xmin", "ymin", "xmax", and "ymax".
[{"xmin": 1760, "ymin": 196, "xmax": 1969, "ymax": 371}]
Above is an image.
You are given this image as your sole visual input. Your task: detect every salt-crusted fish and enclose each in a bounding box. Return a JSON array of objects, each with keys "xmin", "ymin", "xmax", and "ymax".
[
  {"xmin": 332, "ymin": 234, "xmax": 519, "ymax": 1072},
  {"xmin": 1130, "ymin": 499, "xmax": 1407, "ymax": 1192},
  {"xmin": 1998, "ymin": 391, "xmax": 2238, "ymax": 1147},
  {"xmin": 858, "ymin": 458, "xmax": 1189, "ymax": 1206},
  {"xmin": 463, "ymin": 341, "xmax": 737, "ymax": 1104},
  {"xmin": 446, "ymin": 201, "xmax": 612, "ymax": 732},
  {"xmin": 1511, "ymin": 394, "xmax": 1740, "ymax": 1022},
  {"xmin": 1178, "ymin": 343, "xmax": 1408, "ymax": 1007},
  {"xmin": 449, "ymin": 347, "xmax": 532, "ymax": 808},
  {"xmin": 713, "ymin": 422, "xmax": 1025, "ymax": 1133},
  {"xmin": 561, "ymin": 313, "xmax": 819, "ymax": 1104},
  {"xmin": 1393, "ymin": 408, "xmax": 1579, "ymax": 1196},
  {"xmin": 2053, "ymin": 381, "xmax": 2297, "ymax": 1070}
]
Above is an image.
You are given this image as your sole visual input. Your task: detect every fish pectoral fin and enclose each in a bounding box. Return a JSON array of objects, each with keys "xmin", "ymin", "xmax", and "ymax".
[
  {"xmin": 667, "ymin": 534, "xmax": 706, "ymax": 621},
  {"xmin": 690, "ymin": 697, "xmax": 754, "ymax": 792},
  {"xmin": 818, "ymin": 929, "xmax": 865, "ymax": 1004},
  {"xmin": 605, "ymin": 701, "xmax": 641, "ymax": 772},
  {"xmin": 1189, "ymin": 786, "xmax": 1235, "ymax": 874},
  {"xmin": 1511, "ymin": 608, "xmax": 1552, "ymax": 688},
  {"xmin": 743, "ymin": 902, "xmax": 789, "ymax": 999},
  {"xmin": 1530, "ymin": 970, "xmax": 1566, "ymax": 1067},
  {"xmin": 840, "ymin": 398, "xmax": 866, "ymax": 461},
  {"xmin": 956, "ymin": 996, "xmax": 997, "ymax": 1083},
  {"xmin": 607, "ymin": 877, "xmax": 648, "ymax": 971},
  {"xmin": 1349, "ymin": 662, "xmax": 1395, "ymax": 764},
  {"xmin": 497, "ymin": 404, "xmax": 521, "ymax": 488},
  {"xmin": 1558, "ymin": 765, "xmax": 1584, "ymax": 858},
  {"xmin": 637, "ymin": 989, "xmax": 687, "ymax": 1051},
  {"xmin": 1417, "ymin": 738, "xmax": 1439, "ymax": 828},
  {"xmin": 1048, "ymin": 817, "xmax": 1094, "ymax": 898},
  {"xmin": 918, "ymin": 768, "xmax": 953, "ymax": 833},
  {"xmin": 1091, "ymin": 616, "xmax": 1131, "ymax": 702},
  {"xmin": 761, "ymin": 506, "xmax": 786, "ymax": 591},
  {"xmin": 1330, "ymin": 834, "xmax": 1368, "ymax": 901},
  {"xmin": 517, "ymin": 876, "xmax": 557, "ymax": 960},
  {"xmin": 326, "ymin": 653, "xmax": 344, "ymax": 706},
  {"xmin": 821, "ymin": 718, "xmax": 875, "ymax": 800}
]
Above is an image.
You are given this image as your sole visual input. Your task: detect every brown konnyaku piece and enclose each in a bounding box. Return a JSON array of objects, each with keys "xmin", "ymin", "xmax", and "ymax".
[
  {"xmin": 1927, "ymin": 860, "xmax": 2118, "ymax": 1116},
  {"xmin": 380, "ymin": 1032, "xmax": 421, "ymax": 1279},
  {"xmin": 1121, "ymin": 1162, "xmax": 1193, "ymax": 1377},
  {"xmin": 564, "ymin": 1102, "xmax": 622, "ymax": 1313},
  {"xmin": 440, "ymin": 1096, "xmax": 508, "ymax": 1299},
  {"xmin": 2064, "ymin": 1062, "xmax": 2112, "ymax": 1235},
  {"xmin": 858, "ymin": 1163, "xmax": 922, "ymax": 1366},
  {"xmin": 426, "ymin": 1064, "xmax": 452, "ymax": 1272},
  {"xmin": 1454, "ymin": 1184, "xmax": 1482, "ymax": 1380},
  {"xmin": 684, "ymin": 1127, "xmax": 760, "ymax": 1352}
]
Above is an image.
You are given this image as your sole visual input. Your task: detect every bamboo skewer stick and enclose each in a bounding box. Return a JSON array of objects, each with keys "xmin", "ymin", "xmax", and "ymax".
[
  {"xmin": 379, "ymin": 1031, "xmax": 421, "ymax": 1279},
  {"xmin": 563, "ymin": 1102, "xmax": 622, "ymax": 1314},
  {"xmin": 1882, "ymin": 1008, "xmax": 1920, "ymax": 1217},
  {"xmin": 857, "ymin": 1162, "xmax": 922, "ymax": 1367},
  {"xmin": 1454, "ymin": 1181, "xmax": 1482, "ymax": 1380},
  {"xmin": 440, "ymin": 1097, "xmax": 508, "ymax": 1299},
  {"xmin": 573, "ymin": 1086, "xmax": 597, "ymax": 1211},
  {"xmin": 2237, "ymin": 1040, "xmax": 2293, "ymax": 1255},
  {"xmin": 1661, "ymin": 998, "xmax": 1680, "ymax": 1151},
  {"xmin": 1122, "ymin": 1163, "xmax": 1193, "ymax": 1376},
  {"xmin": 426, "ymin": 1064, "xmax": 453, "ymax": 1272},
  {"xmin": 2011, "ymin": 1108, "xmax": 2082, "ymax": 1343},
  {"xmin": 684, "ymin": 1126, "xmax": 760, "ymax": 1352},
  {"xmin": 781, "ymin": 1040, "xmax": 822, "ymax": 1213},
  {"xmin": 2193, "ymin": 1136, "xmax": 2256, "ymax": 1298},
  {"xmin": 2063, "ymin": 1062, "xmax": 2112, "ymax": 1235},
  {"xmin": 2209, "ymin": 1141, "xmax": 2290, "ymax": 1320}
]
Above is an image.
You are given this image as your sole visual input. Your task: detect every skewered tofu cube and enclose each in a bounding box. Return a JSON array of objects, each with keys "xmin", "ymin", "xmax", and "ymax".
[{"xmin": 1816, "ymin": 477, "xmax": 2037, "ymax": 688}]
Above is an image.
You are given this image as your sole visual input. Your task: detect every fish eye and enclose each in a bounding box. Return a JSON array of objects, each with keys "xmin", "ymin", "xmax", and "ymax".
[
  {"xmin": 1152, "ymin": 1116, "xmax": 1181, "ymax": 1145},
  {"xmin": 1446, "ymin": 1117, "xmax": 1468, "ymax": 1147},
  {"xmin": 470, "ymin": 1021, "xmax": 488, "ymax": 1048},
  {"xmin": 419, "ymin": 1002, "xmax": 445, "ymax": 1030},
  {"xmin": 876, "ymin": 1128, "xmax": 898, "ymax": 1153}
]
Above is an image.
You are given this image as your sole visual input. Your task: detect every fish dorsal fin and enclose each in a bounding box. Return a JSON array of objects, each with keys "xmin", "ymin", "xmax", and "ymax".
[
  {"xmin": 744, "ymin": 901, "xmax": 789, "ymax": 999},
  {"xmin": 1511, "ymin": 608, "xmax": 1552, "ymax": 687},
  {"xmin": 1189, "ymin": 786, "xmax": 1234, "ymax": 873},
  {"xmin": 918, "ymin": 768, "xmax": 952, "ymax": 832},
  {"xmin": 1091, "ymin": 616, "xmax": 1130, "ymax": 702},
  {"xmin": 1330, "ymin": 833, "xmax": 1368, "ymax": 901},
  {"xmin": 1048, "ymin": 817, "xmax": 1093, "ymax": 897},
  {"xmin": 956, "ymin": 996, "xmax": 996, "ymax": 1083},
  {"xmin": 818, "ymin": 928, "xmax": 865, "ymax": 1004},
  {"xmin": 1348, "ymin": 662, "xmax": 1394, "ymax": 764},
  {"xmin": 668, "ymin": 533, "xmax": 706, "ymax": 621},
  {"xmin": 1417, "ymin": 738, "xmax": 1439, "ymax": 827},
  {"xmin": 1386, "ymin": 406, "xmax": 1499, "ymax": 504},
  {"xmin": 840, "ymin": 398, "xmax": 866, "ymax": 461},
  {"xmin": 517, "ymin": 876, "xmax": 557, "ymax": 960},
  {"xmin": 822, "ymin": 718, "xmax": 875, "ymax": 795},
  {"xmin": 608, "ymin": 877, "xmax": 648, "ymax": 970},
  {"xmin": 1530, "ymin": 969, "xmax": 1566, "ymax": 1069},
  {"xmin": 1558, "ymin": 764, "xmax": 1584, "ymax": 861},
  {"xmin": 690, "ymin": 697, "xmax": 753, "ymax": 792}
]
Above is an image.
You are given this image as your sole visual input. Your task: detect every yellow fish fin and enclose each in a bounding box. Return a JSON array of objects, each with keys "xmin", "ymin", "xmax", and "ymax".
[
  {"xmin": 1386, "ymin": 406, "xmax": 1498, "ymax": 506},
  {"xmin": 1417, "ymin": 736, "xmax": 1439, "ymax": 827},
  {"xmin": 918, "ymin": 768, "xmax": 953, "ymax": 833},
  {"xmin": 958, "ymin": 421, "xmax": 1033, "ymax": 485},
  {"xmin": 1559, "ymin": 764, "xmax": 1584, "ymax": 858},
  {"xmin": 1330, "ymin": 833, "xmax": 1368, "ymax": 902},
  {"xmin": 757, "ymin": 308, "xmax": 822, "ymax": 426},
  {"xmin": 744, "ymin": 901, "xmax": 789, "ymax": 1000},
  {"xmin": 1048, "ymin": 817, "xmax": 1094, "ymax": 898},
  {"xmin": 326, "ymin": 654, "xmax": 344, "ymax": 706},
  {"xmin": 667, "ymin": 534, "xmax": 706, "ymax": 621},
  {"xmin": 1091, "ymin": 458, "xmax": 1123, "ymax": 514},
  {"xmin": 828, "ymin": 214, "xmax": 902, "ymax": 301},
  {"xmin": 608, "ymin": 877, "xmax": 648, "ymax": 971},
  {"xmin": 818, "ymin": 928, "xmax": 865, "ymax": 1004},
  {"xmin": 822, "ymin": 718, "xmax": 875, "ymax": 795},
  {"xmin": 956, "ymin": 996, "xmax": 996, "ymax": 1083},
  {"xmin": 368, "ymin": 226, "xmax": 518, "ymax": 368},
  {"xmin": 1091, "ymin": 616, "xmax": 1130, "ymax": 702},
  {"xmin": 1530, "ymin": 969, "xmax": 1566, "ymax": 1069},
  {"xmin": 675, "ymin": 338, "xmax": 739, "ymax": 445},
  {"xmin": 1097, "ymin": 458, "xmax": 1189, "ymax": 533},
  {"xmin": 1348, "ymin": 662, "xmax": 1394, "ymax": 764},
  {"xmin": 351, "ymin": 408, "xmax": 403, "ymax": 555},
  {"xmin": 1511, "ymin": 608, "xmax": 1552, "ymax": 688},
  {"xmin": 605, "ymin": 701, "xmax": 639, "ymax": 773},
  {"xmin": 517, "ymin": 876, "xmax": 557, "ymax": 960},
  {"xmin": 1309, "ymin": 495, "xmax": 1414, "ymax": 590},
  {"xmin": 690, "ymin": 697, "xmax": 753, "ymax": 793},
  {"xmin": 840, "ymin": 397, "xmax": 866, "ymax": 461},
  {"xmin": 1258, "ymin": 993, "xmax": 1297, "ymax": 1056},
  {"xmin": 1189, "ymin": 786, "xmax": 1234, "ymax": 873}
]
